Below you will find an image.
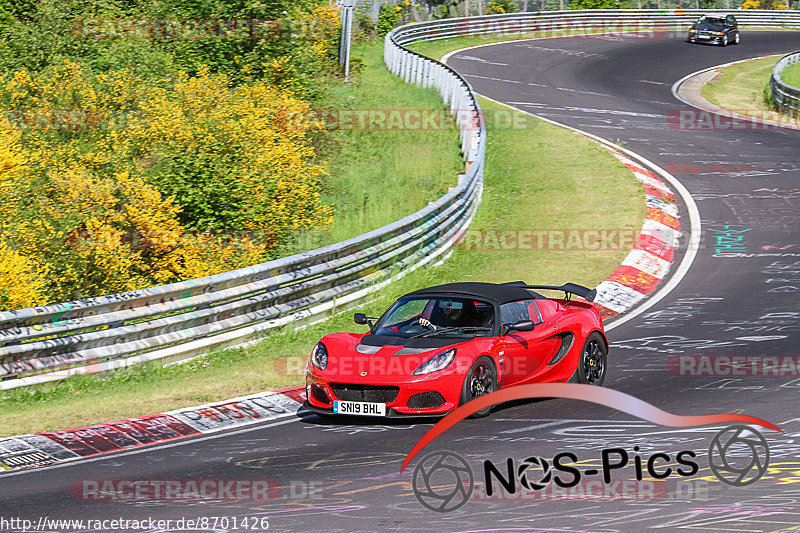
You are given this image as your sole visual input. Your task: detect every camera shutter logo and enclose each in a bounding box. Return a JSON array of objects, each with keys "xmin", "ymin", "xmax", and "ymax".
[
  {"xmin": 517, "ymin": 456, "xmax": 552, "ymax": 491},
  {"xmin": 411, "ymin": 451, "xmax": 473, "ymax": 512},
  {"xmin": 708, "ymin": 425, "xmax": 770, "ymax": 486}
]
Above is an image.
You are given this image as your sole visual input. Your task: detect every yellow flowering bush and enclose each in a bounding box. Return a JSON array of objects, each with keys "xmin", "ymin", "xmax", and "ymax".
[
  {"xmin": 109, "ymin": 66, "xmax": 333, "ymax": 243},
  {"xmin": 741, "ymin": 0, "xmax": 787, "ymax": 7},
  {"xmin": 0, "ymin": 128, "xmax": 50, "ymax": 309},
  {"xmin": 0, "ymin": 240, "xmax": 49, "ymax": 310},
  {"xmin": 301, "ymin": 4, "xmax": 341, "ymax": 65},
  {"xmin": 0, "ymin": 61, "xmax": 332, "ymax": 308},
  {"xmin": 4, "ymin": 161, "xmax": 270, "ymax": 302}
]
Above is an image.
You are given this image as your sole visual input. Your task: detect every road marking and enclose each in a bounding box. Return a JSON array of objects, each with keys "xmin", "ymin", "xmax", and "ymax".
[
  {"xmin": 459, "ymin": 90, "xmax": 700, "ymax": 333},
  {"xmin": 507, "ymin": 101, "xmax": 662, "ymax": 118},
  {"xmin": 443, "ymin": 40, "xmax": 701, "ymax": 331},
  {"xmin": 456, "ymin": 55, "xmax": 511, "ymax": 66},
  {"xmin": 462, "ymin": 73, "xmax": 523, "ymax": 84}
]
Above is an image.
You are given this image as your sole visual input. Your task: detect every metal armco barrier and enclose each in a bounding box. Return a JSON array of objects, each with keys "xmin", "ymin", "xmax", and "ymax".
[
  {"xmin": 389, "ymin": 9, "xmax": 800, "ymax": 46},
  {"xmin": 771, "ymin": 51, "xmax": 800, "ymax": 115},
  {"xmin": 4, "ymin": 9, "xmax": 798, "ymax": 389}
]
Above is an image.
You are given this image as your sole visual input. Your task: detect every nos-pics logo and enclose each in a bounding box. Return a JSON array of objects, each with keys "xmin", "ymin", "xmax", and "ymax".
[{"xmin": 412, "ymin": 425, "xmax": 770, "ymax": 513}]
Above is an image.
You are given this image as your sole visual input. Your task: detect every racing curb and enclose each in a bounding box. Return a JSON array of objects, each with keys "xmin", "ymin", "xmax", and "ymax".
[
  {"xmin": 0, "ymin": 386, "xmax": 307, "ymax": 471},
  {"xmin": 591, "ymin": 147, "xmax": 680, "ymax": 320}
]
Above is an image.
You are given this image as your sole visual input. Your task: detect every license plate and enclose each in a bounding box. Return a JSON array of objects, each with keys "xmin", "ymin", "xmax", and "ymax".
[
  {"xmin": 333, "ymin": 400, "xmax": 386, "ymax": 416},
  {"xmin": 698, "ymin": 35, "xmax": 710, "ymax": 39}
]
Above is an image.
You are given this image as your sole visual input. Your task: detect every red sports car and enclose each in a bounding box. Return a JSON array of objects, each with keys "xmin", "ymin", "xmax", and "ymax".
[{"xmin": 304, "ymin": 281, "xmax": 608, "ymax": 418}]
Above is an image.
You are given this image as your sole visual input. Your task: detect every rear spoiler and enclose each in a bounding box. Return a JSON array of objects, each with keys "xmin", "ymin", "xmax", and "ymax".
[{"xmin": 522, "ymin": 283, "xmax": 597, "ymax": 303}]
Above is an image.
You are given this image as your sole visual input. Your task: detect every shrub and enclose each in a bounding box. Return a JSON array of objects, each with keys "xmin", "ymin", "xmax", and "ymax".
[
  {"xmin": 0, "ymin": 0, "xmax": 341, "ymax": 87},
  {"xmin": 0, "ymin": 61, "xmax": 333, "ymax": 307},
  {"xmin": 377, "ymin": 3, "xmax": 402, "ymax": 37},
  {"xmin": 355, "ymin": 9, "xmax": 377, "ymax": 41},
  {"xmin": 742, "ymin": 0, "xmax": 787, "ymax": 7},
  {"xmin": 0, "ymin": 128, "xmax": 49, "ymax": 309},
  {"xmin": 569, "ymin": 0, "xmax": 626, "ymax": 8},
  {"xmin": 112, "ymin": 66, "xmax": 332, "ymax": 238},
  {"xmin": 0, "ymin": 0, "xmax": 343, "ymax": 309},
  {"xmin": 487, "ymin": 0, "xmax": 521, "ymax": 14}
]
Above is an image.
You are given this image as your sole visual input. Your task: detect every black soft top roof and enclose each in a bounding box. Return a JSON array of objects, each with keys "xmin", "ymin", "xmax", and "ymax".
[{"xmin": 404, "ymin": 281, "xmax": 544, "ymax": 304}]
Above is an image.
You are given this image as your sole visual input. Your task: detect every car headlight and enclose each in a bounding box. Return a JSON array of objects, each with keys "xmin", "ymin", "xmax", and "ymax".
[
  {"xmin": 311, "ymin": 342, "xmax": 328, "ymax": 370},
  {"xmin": 414, "ymin": 348, "xmax": 456, "ymax": 375}
]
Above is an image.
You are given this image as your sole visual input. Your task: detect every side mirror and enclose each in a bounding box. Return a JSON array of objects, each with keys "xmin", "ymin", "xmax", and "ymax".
[
  {"xmin": 354, "ymin": 313, "xmax": 368, "ymax": 325},
  {"xmin": 505, "ymin": 320, "xmax": 534, "ymax": 334}
]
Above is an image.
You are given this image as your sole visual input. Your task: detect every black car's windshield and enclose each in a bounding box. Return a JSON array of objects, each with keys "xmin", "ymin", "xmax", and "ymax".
[
  {"xmin": 373, "ymin": 296, "xmax": 495, "ymax": 338},
  {"xmin": 697, "ymin": 16, "xmax": 727, "ymax": 26}
]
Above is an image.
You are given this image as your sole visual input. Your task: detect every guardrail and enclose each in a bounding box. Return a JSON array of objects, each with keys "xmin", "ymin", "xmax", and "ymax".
[
  {"xmin": 390, "ymin": 9, "xmax": 800, "ymax": 47},
  {"xmin": 0, "ymin": 40, "xmax": 486, "ymax": 388},
  {"xmin": 771, "ymin": 51, "xmax": 800, "ymax": 115},
  {"xmin": 5, "ymin": 9, "xmax": 798, "ymax": 389}
]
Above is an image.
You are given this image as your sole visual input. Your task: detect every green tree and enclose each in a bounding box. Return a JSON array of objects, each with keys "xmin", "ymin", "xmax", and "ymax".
[
  {"xmin": 569, "ymin": 0, "xmax": 625, "ymax": 8},
  {"xmin": 486, "ymin": 0, "xmax": 520, "ymax": 14},
  {"xmin": 377, "ymin": 3, "xmax": 402, "ymax": 37}
]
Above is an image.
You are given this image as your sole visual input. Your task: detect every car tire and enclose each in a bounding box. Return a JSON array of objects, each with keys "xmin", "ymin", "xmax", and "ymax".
[
  {"xmin": 577, "ymin": 332, "xmax": 607, "ymax": 386},
  {"xmin": 733, "ymin": 33, "xmax": 740, "ymax": 45},
  {"xmin": 721, "ymin": 35, "xmax": 728, "ymax": 47},
  {"xmin": 460, "ymin": 355, "xmax": 497, "ymax": 418}
]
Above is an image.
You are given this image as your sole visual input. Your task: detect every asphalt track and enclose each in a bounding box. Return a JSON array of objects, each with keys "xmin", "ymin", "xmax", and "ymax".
[{"xmin": 3, "ymin": 31, "xmax": 800, "ymax": 533}]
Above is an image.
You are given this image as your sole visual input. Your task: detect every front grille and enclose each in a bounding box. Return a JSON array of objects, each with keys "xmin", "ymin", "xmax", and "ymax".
[
  {"xmin": 329, "ymin": 383, "xmax": 399, "ymax": 403},
  {"xmin": 312, "ymin": 384, "xmax": 330, "ymax": 404},
  {"xmin": 407, "ymin": 391, "xmax": 445, "ymax": 409}
]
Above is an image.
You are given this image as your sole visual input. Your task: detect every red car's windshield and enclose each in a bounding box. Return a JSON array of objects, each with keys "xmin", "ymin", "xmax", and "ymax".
[{"xmin": 373, "ymin": 296, "xmax": 494, "ymax": 338}]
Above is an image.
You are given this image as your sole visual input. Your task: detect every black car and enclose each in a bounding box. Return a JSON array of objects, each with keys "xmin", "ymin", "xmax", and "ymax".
[{"xmin": 687, "ymin": 14, "xmax": 740, "ymax": 46}]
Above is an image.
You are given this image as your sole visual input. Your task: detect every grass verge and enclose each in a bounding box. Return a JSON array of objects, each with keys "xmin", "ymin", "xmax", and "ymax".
[
  {"xmin": 781, "ymin": 61, "xmax": 800, "ymax": 89},
  {"xmin": 0, "ymin": 44, "xmax": 645, "ymax": 437},
  {"xmin": 283, "ymin": 40, "xmax": 464, "ymax": 254},
  {"xmin": 700, "ymin": 55, "xmax": 800, "ymax": 125}
]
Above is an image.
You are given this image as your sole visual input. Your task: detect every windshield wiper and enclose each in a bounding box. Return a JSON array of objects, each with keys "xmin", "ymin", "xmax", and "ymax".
[{"xmin": 411, "ymin": 326, "xmax": 492, "ymax": 338}]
